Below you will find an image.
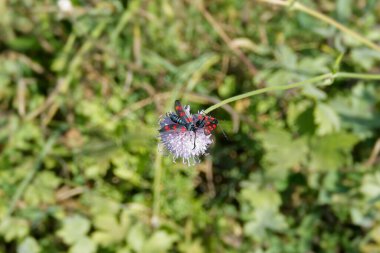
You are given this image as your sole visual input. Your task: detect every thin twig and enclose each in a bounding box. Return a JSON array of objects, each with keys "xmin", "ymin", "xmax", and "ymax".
[
  {"xmin": 56, "ymin": 186, "xmax": 84, "ymax": 202},
  {"xmin": 142, "ymin": 83, "xmax": 164, "ymax": 113},
  {"xmin": 200, "ymin": 158, "xmax": 216, "ymax": 198},
  {"xmin": 114, "ymin": 92, "xmax": 171, "ymax": 119},
  {"xmin": 25, "ymin": 78, "xmax": 67, "ymax": 120},
  {"xmin": 17, "ymin": 79, "xmax": 26, "ymax": 117},
  {"xmin": 365, "ymin": 138, "xmax": 380, "ymax": 167},
  {"xmin": 257, "ymin": 0, "xmax": 380, "ymax": 52},
  {"xmin": 195, "ymin": 2, "xmax": 258, "ymax": 76},
  {"xmin": 26, "ymin": 21, "xmax": 108, "ymax": 122},
  {"xmin": 5, "ymin": 131, "xmax": 61, "ymax": 217}
]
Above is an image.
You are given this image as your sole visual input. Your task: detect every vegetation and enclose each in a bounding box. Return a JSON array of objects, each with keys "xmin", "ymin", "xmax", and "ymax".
[{"xmin": 1, "ymin": 0, "xmax": 380, "ymax": 252}]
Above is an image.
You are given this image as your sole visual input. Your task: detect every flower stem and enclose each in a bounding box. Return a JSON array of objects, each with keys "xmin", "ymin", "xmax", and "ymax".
[
  {"xmin": 334, "ymin": 72, "xmax": 380, "ymax": 80},
  {"xmin": 204, "ymin": 72, "xmax": 380, "ymax": 114},
  {"xmin": 257, "ymin": 0, "xmax": 380, "ymax": 52},
  {"xmin": 152, "ymin": 148, "xmax": 163, "ymax": 226}
]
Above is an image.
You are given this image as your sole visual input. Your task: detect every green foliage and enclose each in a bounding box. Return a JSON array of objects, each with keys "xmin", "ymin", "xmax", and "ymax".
[{"xmin": 1, "ymin": 0, "xmax": 380, "ymax": 252}]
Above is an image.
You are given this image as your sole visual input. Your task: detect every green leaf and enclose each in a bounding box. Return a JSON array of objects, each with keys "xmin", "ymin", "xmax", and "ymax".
[
  {"xmin": 24, "ymin": 171, "xmax": 61, "ymax": 206},
  {"xmin": 114, "ymin": 167, "xmax": 142, "ymax": 185},
  {"xmin": 350, "ymin": 49, "xmax": 380, "ymax": 70},
  {"xmin": 276, "ymin": 45, "xmax": 297, "ymax": 69},
  {"xmin": 6, "ymin": 36, "xmax": 40, "ymax": 51},
  {"xmin": 116, "ymin": 248, "xmax": 132, "ymax": 253},
  {"xmin": 361, "ymin": 172, "xmax": 380, "ymax": 201},
  {"xmin": 142, "ymin": 231, "xmax": 178, "ymax": 253},
  {"xmin": 218, "ymin": 76, "xmax": 236, "ymax": 98},
  {"xmin": 127, "ymin": 223, "xmax": 146, "ymax": 252},
  {"xmin": 17, "ymin": 237, "xmax": 40, "ymax": 253},
  {"xmin": 244, "ymin": 208, "xmax": 288, "ymax": 240},
  {"xmin": 69, "ymin": 237, "xmax": 97, "ymax": 253},
  {"xmin": 257, "ymin": 128, "xmax": 308, "ymax": 180},
  {"xmin": 266, "ymin": 70, "xmax": 299, "ymax": 87},
  {"xmin": 309, "ymin": 133, "xmax": 358, "ymax": 171},
  {"xmin": 241, "ymin": 186, "xmax": 282, "ymax": 210},
  {"xmin": 298, "ymin": 56, "xmax": 330, "ymax": 74},
  {"xmin": 314, "ymin": 103, "xmax": 341, "ymax": 135},
  {"xmin": 370, "ymin": 226, "xmax": 380, "ymax": 245},
  {"xmin": 350, "ymin": 208, "xmax": 372, "ymax": 227},
  {"xmin": 302, "ymin": 84, "xmax": 327, "ymax": 100},
  {"xmin": 330, "ymin": 83, "xmax": 380, "ymax": 139},
  {"xmin": 287, "ymin": 101, "xmax": 316, "ymax": 135},
  {"xmin": 333, "ymin": 53, "xmax": 345, "ymax": 73},
  {"xmin": 84, "ymin": 195, "xmax": 120, "ymax": 216},
  {"xmin": 178, "ymin": 239, "xmax": 205, "ymax": 253},
  {"xmin": 57, "ymin": 215, "xmax": 91, "ymax": 245},
  {"xmin": 240, "ymin": 185, "xmax": 288, "ymax": 240},
  {"xmin": 337, "ymin": 0, "xmax": 352, "ymax": 21},
  {"xmin": 92, "ymin": 210, "xmax": 130, "ymax": 246},
  {"xmin": 0, "ymin": 217, "xmax": 29, "ymax": 242}
]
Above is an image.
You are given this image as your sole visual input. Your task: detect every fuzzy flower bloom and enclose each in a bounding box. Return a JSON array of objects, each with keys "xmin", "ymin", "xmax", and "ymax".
[{"xmin": 159, "ymin": 105, "xmax": 213, "ymax": 165}]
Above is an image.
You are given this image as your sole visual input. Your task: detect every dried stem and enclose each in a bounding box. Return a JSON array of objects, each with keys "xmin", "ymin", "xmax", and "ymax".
[
  {"xmin": 257, "ymin": 0, "xmax": 380, "ymax": 52},
  {"xmin": 195, "ymin": 2, "xmax": 258, "ymax": 76}
]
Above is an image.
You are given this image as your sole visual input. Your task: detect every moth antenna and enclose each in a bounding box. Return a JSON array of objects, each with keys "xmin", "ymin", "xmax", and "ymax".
[
  {"xmin": 192, "ymin": 131, "xmax": 197, "ymax": 149},
  {"xmin": 218, "ymin": 124, "xmax": 229, "ymax": 140}
]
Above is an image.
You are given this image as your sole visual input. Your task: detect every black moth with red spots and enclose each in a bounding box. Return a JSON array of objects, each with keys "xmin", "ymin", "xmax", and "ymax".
[
  {"xmin": 159, "ymin": 100, "xmax": 218, "ymax": 149},
  {"xmin": 194, "ymin": 113, "xmax": 218, "ymax": 135}
]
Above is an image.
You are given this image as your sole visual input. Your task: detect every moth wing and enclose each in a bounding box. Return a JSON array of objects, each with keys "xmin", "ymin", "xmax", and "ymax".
[
  {"xmin": 159, "ymin": 124, "xmax": 185, "ymax": 133},
  {"xmin": 174, "ymin": 100, "xmax": 193, "ymax": 123}
]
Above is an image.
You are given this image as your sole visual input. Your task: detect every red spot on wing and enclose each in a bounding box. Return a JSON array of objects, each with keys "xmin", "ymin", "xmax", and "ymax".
[
  {"xmin": 181, "ymin": 127, "xmax": 186, "ymax": 132},
  {"xmin": 180, "ymin": 112, "xmax": 185, "ymax": 117},
  {"xmin": 160, "ymin": 124, "xmax": 181, "ymax": 133},
  {"xmin": 175, "ymin": 101, "xmax": 185, "ymax": 116},
  {"xmin": 198, "ymin": 115, "xmax": 203, "ymax": 120}
]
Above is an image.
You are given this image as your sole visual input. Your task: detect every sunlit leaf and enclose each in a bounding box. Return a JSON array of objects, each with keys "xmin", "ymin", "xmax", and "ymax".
[
  {"xmin": 0, "ymin": 217, "xmax": 29, "ymax": 242},
  {"xmin": 69, "ymin": 237, "xmax": 97, "ymax": 253},
  {"xmin": 17, "ymin": 237, "xmax": 40, "ymax": 253},
  {"xmin": 257, "ymin": 128, "xmax": 308, "ymax": 181},
  {"xmin": 314, "ymin": 103, "xmax": 341, "ymax": 135},
  {"xmin": 142, "ymin": 231, "xmax": 178, "ymax": 253},
  {"xmin": 92, "ymin": 210, "xmax": 130, "ymax": 246},
  {"xmin": 309, "ymin": 133, "xmax": 358, "ymax": 171},
  {"xmin": 57, "ymin": 215, "xmax": 91, "ymax": 245}
]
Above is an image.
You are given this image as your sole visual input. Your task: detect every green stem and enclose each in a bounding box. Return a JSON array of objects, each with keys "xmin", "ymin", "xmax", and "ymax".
[
  {"xmin": 334, "ymin": 72, "xmax": 380, "ymax": 80},
  {"xmin": 152, "ymin": 148, "xmax": 163, "ymax": 226},
  {"xmin": 258, "ymin": 0, "xmax": 380, "ymax": 52},
  {"xmin": 6, "ymin": 131, "xmax": 60, "ymax": 217},
  {"xmin": 204, "ymin": 72, "xmax": 380, "ymax": 114}
]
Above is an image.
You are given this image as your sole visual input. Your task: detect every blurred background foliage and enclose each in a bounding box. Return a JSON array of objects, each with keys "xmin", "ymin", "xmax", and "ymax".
[{"xmin": 1, "ymin": 0, "xmax": 380, "ymax": 252}]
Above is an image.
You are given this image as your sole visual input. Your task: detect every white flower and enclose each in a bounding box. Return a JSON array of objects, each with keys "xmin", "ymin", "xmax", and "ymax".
[
  {"xmin": 158, "ymin": 105, "xmax": 213, "ymax": 166},
  {"xmin": 58, "ymin": 0, "xmax": 73, "ymax": 13}
]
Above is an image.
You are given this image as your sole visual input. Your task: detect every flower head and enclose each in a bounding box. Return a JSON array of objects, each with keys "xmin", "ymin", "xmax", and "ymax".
[{"xmin": 158, "ymin": 104, "xmax": 214, "ymax": 165}]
